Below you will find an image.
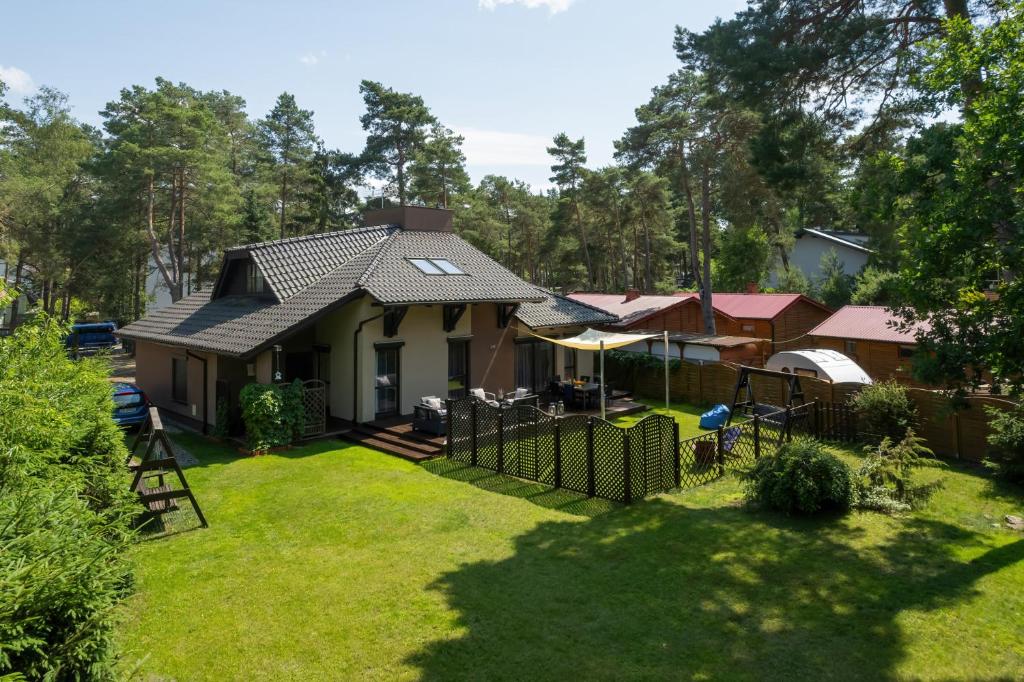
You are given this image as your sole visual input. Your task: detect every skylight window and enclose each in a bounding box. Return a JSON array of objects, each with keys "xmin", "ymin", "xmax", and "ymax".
[
  {"xmin": 431, "ymin": 258, "xmax": 465, "ymax": 275},
  {"xmin": 408, "ymin": 258, "xmax": 466, "ymax": 275}
]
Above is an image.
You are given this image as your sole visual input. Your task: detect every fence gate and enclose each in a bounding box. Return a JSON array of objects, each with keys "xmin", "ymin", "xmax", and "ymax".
[{"xmin": 302, "ymin": 379, "xmax": 326, "ymax": 438}]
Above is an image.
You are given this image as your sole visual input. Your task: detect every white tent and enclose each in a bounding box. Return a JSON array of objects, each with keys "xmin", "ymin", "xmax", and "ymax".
[{"xmin": 530, "ymin": 328, "xmax": 668, "ymax": 418}]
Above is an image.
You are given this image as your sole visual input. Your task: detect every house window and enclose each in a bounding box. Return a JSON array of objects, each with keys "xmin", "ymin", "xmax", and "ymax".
[
  {"xmin": 448, "ymin": 340, "xmax": 469, "ymax": 399},
  {"xmin": 741, "ymin": 324, "xmax": 755, "ymax": 333},
  {"xmin": 246, "ymin": 262, "xmax": 264, "ymax": 294},
  {"xmin": 845, "ymin": 340, "xmax": 857, "ymax": 356},
  {"xmin": 171, "ymin": 357, "xmax": 187, "ymax": 403},
  {"xmin": 375, "ymin": 345, "xmax": 400, "ymax": 417},
  {"xmin": 408, "ymin": 258, "xmax": 466, "ymax": 275},
  {"xmin": 898, "ymin": 345, "xmax": 915, "ymax": 360}
]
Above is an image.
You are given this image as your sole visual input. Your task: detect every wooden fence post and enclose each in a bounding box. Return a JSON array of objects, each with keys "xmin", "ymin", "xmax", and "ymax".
[
  {"xmin": 622, "ymin": 429, "xmax": 632, "ymax": 504},
  {"xmin": 673, "ymin": 422, "xmax": 681, "ymax": 488},
  {"xmin": 586, "ymin": 417, "xmax": 596, "ymax": 497},
  {"xmin": 784, "ymin": 405, "xmax": 793, "ymax": 443},
  {"xmin": 716, "ymin": 426, "xmax": 725, "ymax": 476},
  {"xmin": 470, "ymin": 400, "xmax": 478, "ymax": 466},
  {"xmin": 812, "ymin": 399, "xmax": 820, "ymax": 438},
  {"xmin": 554, "ymin": 418, "xmax": 562, "ymax": 489},
  {"xmin": 496, "ymin": 408, "xmax": 505, "ymax": 473},
  {"xmin": 753, "ymin": 414, "xmax": 761, "ymax": 459}
]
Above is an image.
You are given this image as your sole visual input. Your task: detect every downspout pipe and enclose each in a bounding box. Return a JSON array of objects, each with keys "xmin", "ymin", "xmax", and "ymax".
[
  {"xmin": 186, "ymin": 350, "xmax": 208, "ymax": 435},
  {"xmin": 353, "ymin": 312, "xmax": 385, "ymax": 423}
]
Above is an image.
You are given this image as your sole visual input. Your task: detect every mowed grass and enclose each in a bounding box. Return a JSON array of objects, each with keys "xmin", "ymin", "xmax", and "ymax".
[
  {"xmin": 119, "ymin": 433, "xmax": 1024, "ymax": 680},
  {"xmin": 615, "ymin": 398, "xmax": 706, "ymax": 438}
]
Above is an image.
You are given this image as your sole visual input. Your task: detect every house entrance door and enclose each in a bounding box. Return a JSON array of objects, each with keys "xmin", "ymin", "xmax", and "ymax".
[{"xmin": 375, "ymin": 346, "xmax": 400, "ymax": 418}]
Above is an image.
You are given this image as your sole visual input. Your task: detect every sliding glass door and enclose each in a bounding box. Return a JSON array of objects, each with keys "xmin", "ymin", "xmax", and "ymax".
[{"xmin": 514, "ymin": 340, "xmax": 553, "ymax": 394}]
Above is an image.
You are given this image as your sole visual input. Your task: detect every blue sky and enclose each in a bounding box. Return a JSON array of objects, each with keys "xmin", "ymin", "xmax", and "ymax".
[{"xmin": 2, "ymin": 0, "xmax": 745, "ymax": 190}]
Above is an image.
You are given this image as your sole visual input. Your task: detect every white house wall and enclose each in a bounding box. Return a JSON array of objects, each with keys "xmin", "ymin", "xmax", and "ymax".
[{"xmin": 316, "ymin": 297, "xmax": 472, "ymax": 423}]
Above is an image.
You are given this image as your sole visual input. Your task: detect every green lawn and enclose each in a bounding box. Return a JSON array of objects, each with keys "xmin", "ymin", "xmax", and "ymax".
[
  {"xmin": 615, "ymin": 398, "xmax": 706, "ymax": 438},
  {"xmin": 118, "ymin": 432, "xmax": 1024, "ymax": 680}
]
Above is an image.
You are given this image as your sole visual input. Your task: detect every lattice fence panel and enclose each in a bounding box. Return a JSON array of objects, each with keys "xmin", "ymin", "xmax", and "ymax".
[
  {"xmin": 679, "ymin": 431, "xmax": 722, "ymax": 488},
  {"xmin": 475, "ymin": 402, "xmax": 500, "ymax": 470},
  {"xmin": 723, "ymin": 421, "xmax": 757, "ymax": 470},
  {"xmin": 592, "ymin": 419, "xmax": 625, "ymax": 502},
  {"xmin": 558, "ymin": 415, "xmax": 590, "ymax": 494},
  {"xmin": 446, "ymin": 398, "xmax": 475, "ymax": 463},
  {"xmin": 533, "ymin": 409, "xmax": 557, "ymax": 486}
]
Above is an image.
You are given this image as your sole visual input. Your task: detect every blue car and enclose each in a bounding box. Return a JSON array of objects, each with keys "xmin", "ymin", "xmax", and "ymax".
[
  {"xmin": 112, "ymin": 382, "xmax": 148, "ymax": 428},
  {"xmin": 67, "ymin": 321, "xmax": 120, "ymax": 355}
]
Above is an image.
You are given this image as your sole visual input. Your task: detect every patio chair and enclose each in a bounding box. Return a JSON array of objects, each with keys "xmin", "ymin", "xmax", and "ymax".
[
  {"xmin": 469, "ymin": 388, "xmax": 500, "ymax": 408},
  {"xmin": 413, "ymin": 396, "xmax": 447, "ymax": 436},
  {"xmin": 503, "ymin": 387, "xmax": 538, "ymax": 409}
]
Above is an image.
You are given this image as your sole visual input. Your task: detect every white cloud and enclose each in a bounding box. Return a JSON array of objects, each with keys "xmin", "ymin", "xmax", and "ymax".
[
  {"xmin": 478, "ymin": 0, "xmax": 576, "ymax": 14},
  {"xmin": 299, "ymin": 50, "xmax": 327, "ymax": 66},
  {"xmin": 455, "ymin": 127, "xmax": 552, "ymax": 166},
  {"xmin": 0, "ymin": 65, "xmax": 35, "ymax": 95}
]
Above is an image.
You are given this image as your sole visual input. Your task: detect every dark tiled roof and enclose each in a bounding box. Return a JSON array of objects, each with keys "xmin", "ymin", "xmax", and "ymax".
[
  {"xmin": 244, "ymin": 225, "xmax": 394, "ymax": 300},
  {"xmin": 119, "ymin": 225, "xmax": 543, "ymax": 356},
  {"xmin": 516, "ymin": 288, "xmax": 618, "ymax": 329},
  {"xmin": 359, "ymin": 231, "xmax": 543, "ymax": 305}
]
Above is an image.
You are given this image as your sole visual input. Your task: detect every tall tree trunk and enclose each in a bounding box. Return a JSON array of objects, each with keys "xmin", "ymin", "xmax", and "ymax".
[
  {"xmin": 177, "ymin": 171, "xmax": 187, "ymax": 298},
  {"xmin": 678, "ymin": 145, "xmax": 704, "ymax": 297},
  {"xmin": 641, "ymin": 213, "xmax": 653, "ymax": 294},
  {"xmin": 699, "ymin": 163, "xmax": 716, "ymax": 335},
  {"xmin": 280, "ymin": 172, "xmax": 288, "ymax": 239},
  {"xmin": 397, "ymin": 146, "xmax": 406, "ymax": 206},
  {"xmin": 145, "ymin": 175, "xmax": 180, "ymax": 302},
  {"xmin": 573, "ymin": 199, "xmax": 594, "ymax": 288}
]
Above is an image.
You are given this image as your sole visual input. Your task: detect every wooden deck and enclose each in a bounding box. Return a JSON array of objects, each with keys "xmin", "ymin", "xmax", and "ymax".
[{"xmin": 333, "ymin": 398, "xmax": 648, "ymax": 463}]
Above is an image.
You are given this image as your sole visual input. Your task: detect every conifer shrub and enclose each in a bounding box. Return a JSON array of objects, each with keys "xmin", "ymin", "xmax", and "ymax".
[
  {"xmin": 850, "ymin": 380, "xmax": 918, "ymax": 444},
  {"xmin": 0, "ymin": 313, "xmax": 135, "ymax": 679},
  {"xmin": 744, "ymin": 438, "xmax": 855, "ymax": 515}
]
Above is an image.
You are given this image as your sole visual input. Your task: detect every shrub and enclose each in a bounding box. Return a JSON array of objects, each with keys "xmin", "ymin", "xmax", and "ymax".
[
  {"xmin": 239, "ymin": 379, "xmax": 305, "ymax": 451},
  {"xmin": 851, "ymin": 380, "xmax": 917, "ymax": 444},
  {"xmin": 985, "ymin": 403, "xmax": 1024, "ymax": 483},
  {"xmin": 855, "ymin": 430, "xmax": 942, "ymax": 513},
  {"xmin": 744, "ymin": 438, "xmax": 855, "ymax": 515},
  {"xmin": 0, "ymin": 313, "xmax": 135, "ymax": 679},
  {"xmin": 213, "ymin": 396, "xmax": 231, "ymax": 439}
]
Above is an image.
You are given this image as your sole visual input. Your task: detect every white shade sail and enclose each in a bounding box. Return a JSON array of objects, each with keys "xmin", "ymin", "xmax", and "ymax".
[{"xmin": 529, "ymin": 328, "xmax": 658, "ymax": 350}]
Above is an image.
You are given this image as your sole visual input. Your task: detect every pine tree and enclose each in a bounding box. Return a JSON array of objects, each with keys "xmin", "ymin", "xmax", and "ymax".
[
  {"xmin": 359, "ymin": 81, "xmax": 436, "ymax": 206},
  {"xmin": 260, "ymin": 92, "xmax": 317, "ymax": 238}
]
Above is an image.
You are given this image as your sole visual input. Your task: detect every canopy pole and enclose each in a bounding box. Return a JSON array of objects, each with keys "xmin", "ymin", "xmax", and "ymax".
[
  {"xmin": 599, "ymin": 339, "xmax": 606, "ymax": 420},
  {"xmin": 664, "ymin": 330, "xmax": 670, "ymax": 414}
]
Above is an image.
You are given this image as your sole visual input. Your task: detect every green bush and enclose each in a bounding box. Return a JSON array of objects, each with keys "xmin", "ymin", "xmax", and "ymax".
[
  {"xmin": 213, "ymin": 396, "xmax": 231, "ymax": 438},
  {"xmin": 851, "ymin": 380, "xmax": 918, "ymax": 444},
  {"xmin": 744, "ymin": 438, "xmax": 855, "ymax": 515},
  {"xmin": 985, "ymin": 403, "xmax": 1024, "ymax": 483},
  {"xmin": 239, "ymin": 379, "xmax": 305, "ymax": 450},
  {"xmin": 0, "ymin": 314, "xmax": 135, "ymax": 679},
  {"xmin": 855, "ymin": 430, "xmax": 942, "ymax": 513}
]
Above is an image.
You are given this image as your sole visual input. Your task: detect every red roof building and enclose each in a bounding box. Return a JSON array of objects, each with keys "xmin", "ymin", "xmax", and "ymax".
[
  {"xmin": 568, "ymin": 290, "xmax": 831, "ymax": 353},
  {"xmin": 808, "ymin": 305, "xmax": 930, "ymax": 385}
]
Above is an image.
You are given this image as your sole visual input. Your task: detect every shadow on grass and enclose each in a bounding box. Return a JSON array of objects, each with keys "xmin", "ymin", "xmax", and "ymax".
[
  {"xmin": 406, "ymin": 498, "xmax": 1024, "ymax": 680},
  {"xmin": 422, "ymin": 458, "xmax": 619, "ymax": 518}
]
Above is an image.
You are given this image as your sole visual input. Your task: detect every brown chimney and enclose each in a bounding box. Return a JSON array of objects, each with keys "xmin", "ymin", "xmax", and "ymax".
[
  {"xmin": 624, "ymin": 288, "xmax": 641, "ymax": 302},
  {"xmin": 745, "ymin": 282, "xmax": 759, "ymax": 294},
  {"xmin": 363, "ymin": 206, "xmax": 453, "ymax": 232}
]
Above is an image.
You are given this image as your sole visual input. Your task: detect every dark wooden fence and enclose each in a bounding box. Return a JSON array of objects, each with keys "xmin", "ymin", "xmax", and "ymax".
[
  {"xmin": 446, "ymin": 398, "xmax": 680, "ymax": 504},
  {"xmin": 679, "ymin": 401, "xmax": 862, "ymax": 486}
]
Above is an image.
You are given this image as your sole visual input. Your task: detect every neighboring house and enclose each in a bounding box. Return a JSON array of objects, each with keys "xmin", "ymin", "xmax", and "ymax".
[
  {"xmin": 0, "ymin": 257, "xmax": 31, "ymax": 335},
  {"xmin": 569, "ymin": 290, "xmax": 737, "ymax": 336},
  {"xmin": 693, "ymin": 293, "xmax": 833, "ymax": 352},
  {"xmin": 808, "ymin": 305, "xmax": 929, "ymax": 386},
  {"xmin": 769, "ymin": 228, "xmax": 873, "ymax": 286},
  {"xmin": 117, "ymin": 207, "xmax": 614, "ymax": 433},
  {"xmin": 570, "ymin": 290, "xmax": 830, "ymax": 353}
]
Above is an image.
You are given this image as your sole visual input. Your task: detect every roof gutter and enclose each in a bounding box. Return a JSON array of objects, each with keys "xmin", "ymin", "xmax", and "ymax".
[{"xmin": 353, "ymin": 311, "xmax": 385, "ymax": 422}]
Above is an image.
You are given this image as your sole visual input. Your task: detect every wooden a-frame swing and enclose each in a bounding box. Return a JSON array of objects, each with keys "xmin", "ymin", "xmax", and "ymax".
[
  {"xmin": 726, "ymin": 365, "xmax": 807, "ymax": 434},
  {"xmin": 127, "ymin": 407, "xmax": 208, "ymax": 529}
]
